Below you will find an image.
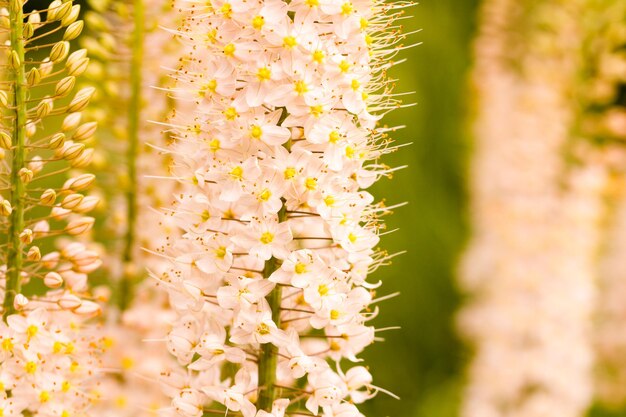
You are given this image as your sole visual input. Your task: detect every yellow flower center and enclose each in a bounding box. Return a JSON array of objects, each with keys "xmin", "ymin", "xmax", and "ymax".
[
  {"xmin": 220, "ymin": 3, "xmax": 232, "ymax": 17},
  {"xmin": 215, "ymin": 246, "xmax": 227, "ymax": 259},
  {"xmin": 250, "ymin": 125, "xmax": 263, "ymax": 139},
  {"xmin": 318, "ymin": 284, "xmax": 329, "ymax": 296},
  {"xmin": 1, "ymin": 338, "xmax": 13, "ymax": 352},
  {"xmin": 351, "ymin": 79, "xmax": 361, "ymax": 91},
  {"xmin": 223, "ymin": 43, "xmax": 236, "ymax": 56},
  {"xmin": 259, "ymin": 189, "xmax": 272, "ymax": 201},
  {"xmin": 295, "ymin": 262, "xmax": 307, "ymax": 274},
  {"xmin": 348, "ymin": 232, "xmax": 357, "ymax": 243},
  {"xmin": 284, "ymin": 167, "xmax": 296, "ymax": 179},
  {"xmin": 341, "ymin": 2, "xmax": 353, "ymax": 15},
  {"xmin": 360, "ymin": 18, "xmax": 369, "ymax": 30},
  {"xmin": 294, "ymin": 80, "xmax": 308, "ymax": 95},
  {"xmin": 39, "ymin": 390, "xmax": 51, "ymax": 403},
  {"xmin": 305, "ymin": 177, "xmax": 318, "ymax": 191},
  {"xmin": 252, "ymin": 15, "xmax": 265, "ymax": 29},
  {"xmin": 25, "ymin": 361, "xmax": 37, "ymax": 374},
  {"xmin": 27, "ymin": 324, "xmax": 38, "ymax": 339},
  {"xmin": 62, "ymin": 380, "xmax": 71, "ymax": 392},
  {"xmin": 312, "ymin": 49, "xmax": 325, "ymax": 63},
  {"xmin": 310, "ymin": 105, "xmax": 324, "ymax": 117},
  {"xmin": 260, "ymin": 232, "xmax": 274, "ymax": 244},
  {"xmin": 305, "ymin": 0, "xmax": 319, "ymax": 6},
  {"xmin": 339, "ymin": 60, "xmax": 351, "ymax": 73},
  {"xmin": 230, "ymin": 166, "xmax": 244, "ymax": 180},
  {"xmin": 209, "ymin": 138, "xmax": 221, "ymax": 152},
  {"xmin": 324, "ymin": 195, "xmax": 335, "ymax": 206},
  {"xmin": 257, "ymin": 67, "xmax": 271, "ymax": 81},
  {"xmin": 224, "ymin": 107, "xmax": 238, "ymax": 120},
  {"xmin": 329, "ymin": 130, "xmax": 341, "ymax": 143},
  {"xmin": 283, "ymin": 36, "xmax": 297, "ymax": 48},
  {"xmin": 330, "ymin": 310, "xmax": 340, "ymax": 320}
]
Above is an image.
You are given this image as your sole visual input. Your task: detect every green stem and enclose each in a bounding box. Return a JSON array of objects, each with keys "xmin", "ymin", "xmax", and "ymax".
[
  {"xmin": 3, "ymin": 1, "xmax": 27, "ymax": 319},
  {"xmin": 257, "ymin": 203, "xmax": 287, "ymax": 411},
  {"xmin": 119, "ymin": 0, "xmax": 144, "ymax": 311}
]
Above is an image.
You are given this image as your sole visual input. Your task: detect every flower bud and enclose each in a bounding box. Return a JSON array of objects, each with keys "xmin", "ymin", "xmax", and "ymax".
[
  {"xmin": 19, "ymin": 229, "xmax": 33, "ymax": 244},
  {"xmin": 41, "ymin": 251, "xmax": 60, "ymax": 269},
  {"xmin": 61, "ymin": 142, "xmax": 85, "ymax": 160},
  {"xmin": 18, "ymin": 168, "xmax": 33, "ymax": 184},
  {"xmin": 58, "ymin": 293, "xmax": 82, "ymax": 310},
  {"xmin": 0, "ymin": 131, "xmax": 11, "ymax": 149},
  {"xmin": 0, "ymin": 199, "xmax": 11, "ymax": 216},
  {"xmin": 39, "ymin": 58, "xmax": 53, "ymax": 78},
  {"xmin": 74, "ymin": 301, "xmax": 101, "ymax": 317},
  {"xmin": 27, "ymin": 67, "xmax": 41, "ymax": 87},
  {"xmin": 50, "ymin": 41, "xmax": 70, "ymax": 63},
  {"xmin": 51, "ymin": 206, "xmax": 71, "ymax": 221},
  {"xmin": 61, "ymin": 193, "xmax": 84, "ymax": 210},
  {"xmin": 68, "ymin": 87, "xmax": 95, "ymax": 113},
  {"xmin": 63, "ymin": 20, "xmax": 83, "ymax": 41},
  {"xmin": 13, "ymin": 294, "xmax": 28, "ymax": 311},
  {"xmin": 62, "ymin": 112, "xmax": 82, "ymax": 131},
  {"xmin": 25, "ymin": 121, "xmax": 36, "ymax": 138},
  {"xmin": 0, "ymin": 91, "xmax": 7, "ymax": 107},
  {"xmin": 75, "ymin": 196, "xmax": 99, "ymax": 213},
  {"xmin": 35, "ymin": 98, "xmax": 53, "ymax": 119},
  {"xmin": 64, "ymin": 173, "xmax": 95, "ymax": 191},
  {"xmin": 47, "ymin": 0, "xmax": 63, "ymax": 21},
  {"xmin": 61, "ymin": 5, "xmax": 80, "ymax": 27},
  {"xmin": 67, "ymin": 56, "xmax": 89, "ymax": 77},
  {"xmin": 49, "ymin": 132, "xmax": 65, "ymax": 149},
  {"xmin": 65, "ymin": 217, "xmax": 95, "ymax": 236},
  {"xmin": 27, "ymin": 246, "xmax": 41, "ymax": 261},
  {"xmin": 44, "ymin": 272, "xmax": 64, "ymax": 289},
  {"xmin": 73, "ymin": 122, "xmax": 97, "ymax": 142},
  {"xmin": 28, "ymin": 156, "xmax": 44, "ymax": 174},
  {"xmin": 9, "ymin": 50, "xmax": 20, "ymax": 69},
  {"xmin": 32, "ymin": 220, "xmax": 50, "ymax": 239},
  {"xmin": 40, "ymin": 189, "xmax": 57, "ymax": 206},
  {"xmin": 71, "ymin": 148, "xmax": 94, "ymax": 168},
  {"xmin": 22, "ymin": 22, "xmax": 34, "ymax": 39},
  {"xmin": 55, "ymin": 76, "xmax": 76, "ymax": 98}
]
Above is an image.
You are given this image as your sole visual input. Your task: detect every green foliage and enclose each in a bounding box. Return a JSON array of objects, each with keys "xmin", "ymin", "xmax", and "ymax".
[{"xmin": 360, "ymin": 1, "xmax": 479, "ymax": 416}]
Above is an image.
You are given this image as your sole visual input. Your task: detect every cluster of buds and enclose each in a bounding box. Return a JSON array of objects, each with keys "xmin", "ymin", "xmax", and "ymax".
[
  {"xmin": 0, "ymin": 1, "xmax": 103, "ymax": 415},
  {"xmin": 0, "ymin": 0, "xmax": 100, "ymax": 315},
  {"xmin": 156, "ymin": 0, "xmax": 410, "ymax": 417}
]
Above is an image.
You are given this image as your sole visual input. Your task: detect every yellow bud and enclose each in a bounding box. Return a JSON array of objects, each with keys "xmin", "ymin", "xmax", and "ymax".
[
  {"xmin": 65, "ymin": 217, "xmax": 94, "ymax": 235},
  {"xmin": 27, "ymin": 67, "xmax": 41, "ymax": 87},
  {"xmin": 61, "ymin": 142, "xmax": 85, "ymax": 160},
  {"xmin": 68, "ymin": 87, "xmax": 95, "ymax": 113},
  {"xmin": 23, "ymin": 22, "xmax": 34, "ymax": 39},
  {"xmin": 36, "ymin": 98, "xmax": 53, "ymax": 119},
  {"xmin": 61, "ymin": 193, "xmax": 84, "ymax": 210},
  {"xmin": 0, "ymin": 200, "xmax": 12, "ymax": 217},
  {"xmin": 50, "ymin": 41, "xmax": 70, "ymax": 63},
  {"xmin": 44, "ymin": 272, "xmax": 63, "ymax": 289},
  {"xmin": 0, "ymin": 91, "xmax": 7, "ymax": 107},
  {"xmin": 0, "ymin": 131, "xmax": 11, "ymax": 149},
  {"xmin": 49, "ymin": 133, "xmax": 66, "ymax": 150},
  {"xmin": 64, "ymin": 173, "xmax": 95, "ymax": 191},
  {"xmin": 40, "ymin": 189, "xmax": 57, "ymax": 206},
  {"xmin": 71, "ymin": 148, "xmax": 93, "ymax": 168},
  {"xmin": 55, "ymin": 76, "xmax": 76, "ymax": 98},
  {"xmin": 62, "ymin": 112, "xmax": 82, "ymax": 131},
  {"xmin": 18, "ymin": 168, "xmax": 33, "ymax": 184},
  {"xmin": 63, "ymin": 20, "xmax": 83, "ymax": 41},
  {"xmin": 9, "ymin": 50, "xmax": 20, "ymax": 70},
  {"xmin": 47, "ymin": 0, "xmax": 64, "ymax": 21},
  {"xmin": 27, "ymin": 246, "xmax": 41, "ymax": 261},
  {"xmin": 19, "ymin": 228, "xmax": 33, "ymax": 244},
  {"xmin": 73, "ymin": 122, "xmax": 97, "ymax": 142}
]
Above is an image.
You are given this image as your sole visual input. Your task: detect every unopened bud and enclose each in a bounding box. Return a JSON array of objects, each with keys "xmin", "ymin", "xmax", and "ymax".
[
  {"xmin": 68, "ymin": 87, "xmax": 95, "ymax": 113},
  {"xmin": 27, "ymin": 246, "xmax": 41, "ymax": 261},
  {"xmin": 44, "ymin": 272, "xmax": 64, "ymax": 289},
  {"xmin": 49, "ymin": 132, "xmax": 65, "ymax": 149},
  {"xmin": 39, "ymin": 59, "xmax": 53, "ymax": 78},
  {"xmin": 58, "ymin": 293, "xmax": 82, "ymax": 310},
  {"xmin": 74, "ymin": 301, "xmax": 101, "ymax": 317},
  {"xmin": 64, "ymin": 173, "xmax": 95, "ymax": 191},
  {"xmin": 63, "ymin": 20, "xmax": 83, "ymax": 41},
  {"xmin": 19, "ymin": 229, "xmax": 33, "ymax": 244},
  {"xmin": 61, "ymin": 5, "xmax": 80, "ymax": 27},
  {"xmin": 73, "ymin": 122, "xmax": 97, "ymax": 142},
  {"xmin": 67, "ymin": 56, "xmax": 89, "ymax": 76},
  {"xmin": 62, "ymin": 142, "xmax": 85, "ymax": 160},
  {"xmin": 71, "ymin": 148, "xmax": 93, "ymax": 168},
  {"xmin": 28, "ymin": 156, "xmax": 43, "ymax": 174},
  {"xmin": 18, "ymin": 168, "xmax": 33, "ymax": 184},
  {"xmin": 36, "ymin": 98, "xmax": 53, "ymax": 119},
  {"xmin": 9, "ymin": 50, "xmax": 20, "ymax": 70},
  {"xmin": 62, "ymin": 112, "xmax": 82, "ymax": 131},
  {"xmin": 22, "ymin": 22, "xmax": 34, "ymax": 39},
  {"xmin": 40, "ymin": 189, "xmax": 57, "ymax": 206},
  {"xmin": 13, "ymin": 294, "xmax": 28, "ymax": 311},
  {"xmin": 0, "ymin": 199, "xmax": 11, "ymax": 216},
  {"xmin": 65, "ymin": 217, "xmax": 94, "ymax": 235},
  {"xmin": 61, "ymin": 193, "xmax": 84, "ymax": 210},
  {"xmin": 26, "ymin": 67, "xmax": 41, "ymax": 87},
  {"xmin": 75, "ymin": 196, "xmax": 99, "ymax": 213},
  {"xmin": 0, "ymin": 91, "xmax": 7, "ymax": 107},
  {"xmin": 0, "ymin": 131, "xmax": 11, "ymax": 149},
  {"xmin": 50, "ymin": 41, "xmax": 70, "ymax": 63},
  {"xmin": 55, "ymin": 76, "xmax": 75, "ymax": 98},
  {"xmin": 47, "ymin": 0, "xmax": 63, "ymax": 21},
  {"xmin": 41, "ymin": 252, "xmax": 60, "ymax": 269}
]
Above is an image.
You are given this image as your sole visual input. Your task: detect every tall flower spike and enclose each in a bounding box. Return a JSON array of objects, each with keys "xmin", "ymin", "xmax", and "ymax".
[
  {"xmin": 0, "ymin": 1, "xmax": 103, "ymax": 416},
  {"xmin": 157, "ymin": 0, "xmax": 412, "ymax": 416},
  {"xmin": 79, "ymin": 0, "xmax": 183, "ymax": 415},
  {"xmin": 459, "ymin": 1, "xmax": 620, "ymax": 417}
]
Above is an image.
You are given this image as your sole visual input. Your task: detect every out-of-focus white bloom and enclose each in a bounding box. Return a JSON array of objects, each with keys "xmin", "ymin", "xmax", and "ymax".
[
  {"xmin": 155, "ymin": 0, "xmax": 412, "ymax": 416},
  {"xmin": 458, "ymin": 1, "xmax": 617, "ymax": 417}
]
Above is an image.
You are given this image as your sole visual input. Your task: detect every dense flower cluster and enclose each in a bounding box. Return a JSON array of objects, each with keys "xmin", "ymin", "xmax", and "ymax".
[
  {"xmin": 458, "ymin": 1, "xmax": 625, "ymax": 417},
  {"xmin": 156, "ymin": 0, "xmax": 409, "ymax": 416}
]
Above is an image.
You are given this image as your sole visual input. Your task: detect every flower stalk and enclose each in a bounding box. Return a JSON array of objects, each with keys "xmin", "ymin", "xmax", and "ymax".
[
  {"xmin": 3, "ymin": 0, "xmax": 27, "ymax": 318},
  {"xmin": 119, "ymin": 0, "xmax": 145, "ymax": 311}
]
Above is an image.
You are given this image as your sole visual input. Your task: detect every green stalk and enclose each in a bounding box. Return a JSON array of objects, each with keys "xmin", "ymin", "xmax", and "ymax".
[
  {"xmin": 257, "ymin": 203, "xmax": 287, "ymax": 411},
  {"xmin": 119, "ymin": 0, "xmax": 144, "ymax": 311},
  {"xmin": 3, "ymin": 0, "xmax": 27, "ymax": 319}
]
